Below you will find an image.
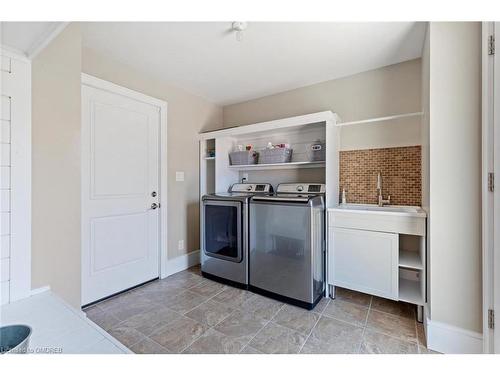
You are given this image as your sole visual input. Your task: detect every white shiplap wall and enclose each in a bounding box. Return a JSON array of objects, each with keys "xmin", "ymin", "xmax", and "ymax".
[
  {"xmin": 0, "ymin": 51, "xmax": 31, "ymax": 305},
  {"xmin": 1, "ymin": 55, "xmax": 12, "ymax": 304}
]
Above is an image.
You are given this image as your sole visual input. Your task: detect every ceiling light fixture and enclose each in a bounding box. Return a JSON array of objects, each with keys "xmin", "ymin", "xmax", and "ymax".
[{"xmin": 231, "ymin": 21, "xmax": 248, "ymax": 42}]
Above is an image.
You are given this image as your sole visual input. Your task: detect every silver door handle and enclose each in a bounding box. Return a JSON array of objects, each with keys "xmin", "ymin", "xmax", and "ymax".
[{"xmin": 150, "ymin": 203, "xmax": 159, "ymax": 210}]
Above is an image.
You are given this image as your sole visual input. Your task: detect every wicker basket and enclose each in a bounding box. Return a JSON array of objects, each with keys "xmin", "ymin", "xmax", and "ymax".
[
  {"xmin": 229, "ymin": 150, "xmax": 259, "ymax": 165},
  {"xmin": 307, "ymin": 141, "xmax": 326, "ymax": 162},
  {"xmin": 259, "ymin": 148, "xmax": 293, "ymax": 164}
]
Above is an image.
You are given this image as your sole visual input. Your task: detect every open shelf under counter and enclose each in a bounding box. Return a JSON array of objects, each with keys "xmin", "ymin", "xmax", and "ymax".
[
  {"xmin": 228, "ymin": 160, "xmax": 325, "ymax": 171},
  {"xmin": 398, "ymin": 277, "xmax": 423, "ymax": 305},
  {"xmin": 399, "ymin": 250, "xmax": 423, "ymax": 270}
]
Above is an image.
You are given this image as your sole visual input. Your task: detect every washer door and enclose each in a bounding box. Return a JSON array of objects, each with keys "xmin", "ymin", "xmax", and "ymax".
[{"xmin": 203, "ymin": 200, "xmax": 243, "ymax": 263}]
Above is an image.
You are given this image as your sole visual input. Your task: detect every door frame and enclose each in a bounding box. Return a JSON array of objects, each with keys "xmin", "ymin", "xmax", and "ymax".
[
  {"xmin": 482, "ymin": 22, "xmax": 499, "ymax": 353},
  {"xmin": 80, "ymin": 74, "xmax": 169, "ymax": 301}
]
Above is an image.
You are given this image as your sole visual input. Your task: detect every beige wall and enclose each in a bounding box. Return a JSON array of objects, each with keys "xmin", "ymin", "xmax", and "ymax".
[
  {"xmin": 223, "ymin": 59, "xmax": 422, "ymax": 151},
  {"xmin": 428, "ymin": 22, "xmax": 482, "ymax": 333},
  {"xmin": 82, "ymin": 48, "xmax": 223, "ymax": 260},
  {"xmin": 31, "ymin": 23, "xmax": 82, "ymax": 307}
]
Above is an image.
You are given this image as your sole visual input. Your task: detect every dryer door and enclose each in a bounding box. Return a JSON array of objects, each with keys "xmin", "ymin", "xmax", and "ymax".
[{"xmin": 203, "ymin": 200, "xmax": 243, "ymax": 263}]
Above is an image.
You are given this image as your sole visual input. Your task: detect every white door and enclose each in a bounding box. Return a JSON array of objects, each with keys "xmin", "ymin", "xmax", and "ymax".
[{"xmin": 81, "ymin": 84, "xmax": 160, "ymax": 305}]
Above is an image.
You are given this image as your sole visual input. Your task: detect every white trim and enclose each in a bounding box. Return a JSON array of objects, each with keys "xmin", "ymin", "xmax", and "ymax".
[
  {"xmin": 159, "ymin": 101, "xmax": 169, "ymax": 279},
  {"xmin": 80, "ymin": 73, "xmax": 169, "ymax": 300},
  {"xmin": 340, "ymin": 142, "xmax": 422, "ymax": 152},
  {"xmin": 0, "ymin": 45, "xmax": 30, "ymax": 62},
  {"xmin": 31, "ymin": 286, "xmax": 51, "ymax": 296},
  {"xmin": 199, "ymin": 111, "xmax": 340, "ymax": 140},
  {"xmin": 166, "ymin": 250, "xmax": 200, "ymax": 277},
  {"xmin": 27, "ymin": 22, "xmax": 69, "ymax": 59},
  {"xmin": 336, "ymin": 112, "xmax": 423, "ymax": 127},
  {"xmin": 481, "ymin": 21, "xmax": 495, "ymax": 354},
  {"xmin": 426, "ymin": 319, "xmax": 483, "ymax": 354},
  {"xmin": 81, "ymin": 73, "xmax": 167, "ymax": 108},
  {"xmin": 493, "ymin": 22, "xmax": 500, "ymax": 354}
]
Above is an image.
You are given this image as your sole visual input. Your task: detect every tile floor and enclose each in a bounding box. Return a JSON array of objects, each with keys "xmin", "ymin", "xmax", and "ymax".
[{"xmin": 84, "ymin": 265, "xmax": 437, "ymax": 354}]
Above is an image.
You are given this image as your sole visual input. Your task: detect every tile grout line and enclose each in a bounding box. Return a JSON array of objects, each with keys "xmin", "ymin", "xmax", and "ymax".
[
  {"xmin": 152, "ymin": 284, "xmax": 234, "ymax": 353},
  {"xmin": 362, "ymin": 308, "xmax": 419, "ymax": 345},
  {"xmin": 181, "ymin": 284, "xmax": 230, "ymax": 316},
  {"xmin": 238, "ymin": 302, "xmax": 287, "ymax": 354},
  {"xmin": 108, "ymin": 279, "xmax": 204, "ymax": 330},
  {"xmin": 181, "ymin": 289, "xmax": 261, "ymax": 353},
  {"xmin": 145, "ymin": 272, "xmax": 216, "ymax": 354},
  {"xmin": 92, "ymin": 271, "xmax": 206, "ymax": 326},
  {"xmin": 296, "ymin": 296, "xmax": 331, "ymax": 354},
  {"xmin": 92, "ymin": 269, "xmax": 207, "ymax": 351},
  {"xmin": 356, "ymin": 296, "xmax": 373, "ymax": 354}
]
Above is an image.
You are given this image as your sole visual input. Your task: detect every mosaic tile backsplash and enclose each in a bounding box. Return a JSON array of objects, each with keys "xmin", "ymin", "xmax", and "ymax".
[{"xmin": 339, "ymin": 146, "xmax": 422, "ymax": 206}]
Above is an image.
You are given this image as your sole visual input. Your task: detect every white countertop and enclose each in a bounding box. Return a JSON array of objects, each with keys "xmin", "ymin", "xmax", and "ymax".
[{"xmin": 1, "ymin": 291, "xmax": 130, "ymax": 354}]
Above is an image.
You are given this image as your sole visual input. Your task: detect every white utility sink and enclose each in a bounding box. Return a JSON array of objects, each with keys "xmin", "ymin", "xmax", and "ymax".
[
  {"xmin": 328, "ymin": 204, "xmax": 427, "ymax": 235},
  {"xmin": 333, "ymin": 203, "xmax": 427, "ymax": 217}
]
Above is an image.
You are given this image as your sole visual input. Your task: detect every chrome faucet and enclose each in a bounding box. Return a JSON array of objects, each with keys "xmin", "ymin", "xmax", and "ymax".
[{"xmin": 377, "ymin": 172, "xmax": 391, "ymax": 207}]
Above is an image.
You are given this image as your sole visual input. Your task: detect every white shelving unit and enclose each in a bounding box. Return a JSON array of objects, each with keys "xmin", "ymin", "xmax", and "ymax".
[
  {"xmin": 199, "ymin": 111, "xmax": 341, "ymax": 208},
  {"xmin": 398, "ymin": 234, "xmax": 426, "ymax": 307}
]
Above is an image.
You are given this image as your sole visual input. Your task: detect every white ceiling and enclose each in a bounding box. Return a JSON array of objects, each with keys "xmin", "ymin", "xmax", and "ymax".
[
  {"xmin": 1, "ymin": 21, "xmax": 62, "ymax": 56},
  {"xmin": 1, "ymin": 22, "xmax": 426, "ymax": 106},
  {"xmin": 81, "ymin": 22, "xmax": 426, "ymax": 105}
]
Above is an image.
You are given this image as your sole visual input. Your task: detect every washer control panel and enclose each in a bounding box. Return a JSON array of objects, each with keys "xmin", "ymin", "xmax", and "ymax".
[
  {"xmin": 276, "ymin": 183, "xmax": 326, "ymax": 194},
  {"xmin": 230, "ymin": 183, "xmax": 273, "ymax": 193}
]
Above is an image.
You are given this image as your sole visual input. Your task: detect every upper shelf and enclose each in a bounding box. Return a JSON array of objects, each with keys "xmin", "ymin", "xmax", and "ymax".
[
  {"xmin": 336, "ymin": 112, "xmax": 423, "ymax": 127},
  {"xmin": 228, "ymin": 160, "xmax": 325, "ymax": 171}
]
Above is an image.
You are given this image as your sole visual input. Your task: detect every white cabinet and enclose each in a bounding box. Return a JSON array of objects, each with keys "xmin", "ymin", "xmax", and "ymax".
[
  {"xmin": 327, "ymin": 207, "xmax": 427, "ymax": 307},
  {"xmin": 330, "ymin": 227, "xmax": 399, "ymax": 300}
]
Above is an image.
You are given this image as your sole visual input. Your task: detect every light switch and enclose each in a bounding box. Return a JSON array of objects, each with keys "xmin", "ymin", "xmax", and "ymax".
[{"xmin": 176, "ymin": 171, "xmax": 185, "ymax": 182}]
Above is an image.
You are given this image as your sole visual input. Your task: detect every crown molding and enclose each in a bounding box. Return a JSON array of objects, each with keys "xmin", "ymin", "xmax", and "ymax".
[{"xmin": 27, "ymin": 22, "xmax": 69, "ymax": 59}]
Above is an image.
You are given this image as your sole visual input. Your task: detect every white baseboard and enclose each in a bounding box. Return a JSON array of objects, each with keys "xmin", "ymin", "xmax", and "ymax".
[
  {"xmin": 427, "ymin": 318, "xmax": 483, "ymax": 354},
  {"xmin": 164, "ymin": 250, "xmax": 200, "ymax": 278},
  {"xmin": 31, "ymin": 285, "xmax": 51, "ymax": 296}
]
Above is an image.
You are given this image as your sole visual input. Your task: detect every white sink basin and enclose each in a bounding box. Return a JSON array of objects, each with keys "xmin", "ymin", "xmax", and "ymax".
[
  {"xmin": 328, "ymin": 204, "xmax": 427, "ymax": 235},
  {"xmin": 334, "ymin": 204, "xmax": 426, "ymax": 217}
]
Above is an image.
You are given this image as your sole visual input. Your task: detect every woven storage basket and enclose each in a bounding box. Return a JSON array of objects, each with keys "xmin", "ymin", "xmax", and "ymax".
[
  {"xmin": 229, "ymin": 150, "xmax": 258, "ymax": 165},
  {"xmin": 307, "ymin": 141, "xmax": 326, "ymax": 161},
  {"xmin": 259, "ymin": 148, "xmax": 293, "ymax": 164}
]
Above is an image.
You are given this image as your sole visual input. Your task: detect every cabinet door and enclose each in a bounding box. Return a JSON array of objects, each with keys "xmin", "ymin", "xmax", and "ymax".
[{"xmin": 331, "ymin": 227, "xmax": 398, "ymax": 300}]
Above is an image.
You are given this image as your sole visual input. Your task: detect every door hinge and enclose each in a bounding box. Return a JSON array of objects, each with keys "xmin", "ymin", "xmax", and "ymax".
[
  {"xmin": 488, "ymin": 309, "xmax": 495, "ymax": 329},
  {"xmin": 488, "ymin": 172, "xmax": 495, "ymax": 192},
  {"xmin": 489, "ymin": 35, "xmax": 495, "ymax": 55}
]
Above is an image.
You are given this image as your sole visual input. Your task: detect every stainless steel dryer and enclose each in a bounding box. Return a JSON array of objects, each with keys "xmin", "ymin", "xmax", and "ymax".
[
  {"xmin": 249, "ymin": 183, "xmax": 326, "ymax": 309},
  {"xmin": 201, "ymin": 183, "xmax": 273, "ymax": 288}
]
